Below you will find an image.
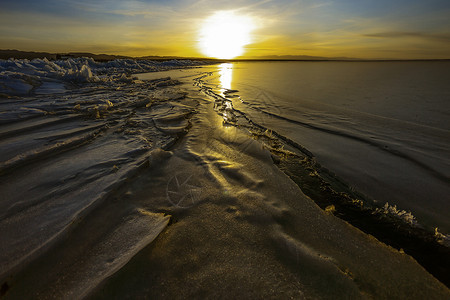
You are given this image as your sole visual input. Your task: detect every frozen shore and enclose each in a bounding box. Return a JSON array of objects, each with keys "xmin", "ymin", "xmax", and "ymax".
[{"xmin": 0, "ymin": 59, "xmax": 448, "ymax": 298}]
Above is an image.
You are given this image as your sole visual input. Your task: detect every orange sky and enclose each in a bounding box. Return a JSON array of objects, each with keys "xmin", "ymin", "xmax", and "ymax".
[{"xmin": 1, "ymin": 0, "xmax": 450, "ymax": 59}]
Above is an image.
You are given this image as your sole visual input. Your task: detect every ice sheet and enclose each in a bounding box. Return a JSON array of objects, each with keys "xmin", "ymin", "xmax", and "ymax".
[{"xmin": 1, "ymin": 62, "xmax": 448, "ymax": 299}]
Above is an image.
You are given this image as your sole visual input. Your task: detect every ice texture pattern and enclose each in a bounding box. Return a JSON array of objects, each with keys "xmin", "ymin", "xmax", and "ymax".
[{"xmin": 0, "ymin": 57, "xmax": 207, "ymax": 95}]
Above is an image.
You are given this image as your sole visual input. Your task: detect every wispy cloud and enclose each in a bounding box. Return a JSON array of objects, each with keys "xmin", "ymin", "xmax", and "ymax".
[
  {"xmin": 363, "ymin": 31, "xmax": 450, "ymax": 42},
  {"xmin": 309, "ymin": 1, "xmax": 334, "ymax": 9}
]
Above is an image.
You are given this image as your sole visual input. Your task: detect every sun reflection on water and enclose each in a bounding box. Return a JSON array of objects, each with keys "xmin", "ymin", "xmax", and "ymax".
[
  {"xmin": 217, "ymin": 63, "xmax": 236, "ymax": 125},
  {"xmin": 219, "ymin": 63, "xmax": 233, "ymax": 92}
]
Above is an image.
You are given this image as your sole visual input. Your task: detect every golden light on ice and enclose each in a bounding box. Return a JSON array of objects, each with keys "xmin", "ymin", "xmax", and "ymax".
[
  {"xmin": 199, "ymin": 11, "xmax": 254, "ymax": 59},
  {"xmin": 219, "ymin": 63, "xmax": 233, "ymax": 90}
]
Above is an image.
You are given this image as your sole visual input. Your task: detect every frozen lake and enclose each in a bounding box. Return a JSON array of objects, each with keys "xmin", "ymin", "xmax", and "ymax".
[
  {"xmin": 1, "ymin": 58, "xmax": 448, "ymax": 297},
  {"xmin": 197, "ymin": 61, "xmax": 450, "ymax": 233}
]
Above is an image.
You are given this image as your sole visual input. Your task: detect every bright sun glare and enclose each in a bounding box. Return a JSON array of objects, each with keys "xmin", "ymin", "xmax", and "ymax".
[{"xmin": 199, "ymin": 11, "xmax": 255, "ymax": 59}]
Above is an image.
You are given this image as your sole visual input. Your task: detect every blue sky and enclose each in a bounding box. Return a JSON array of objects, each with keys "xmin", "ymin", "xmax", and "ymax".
[{"xmin": 1, "ymin": 0, "xmax": 449, "ymax": 58}]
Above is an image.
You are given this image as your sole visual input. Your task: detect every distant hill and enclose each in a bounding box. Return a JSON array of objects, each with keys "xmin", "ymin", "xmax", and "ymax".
[
  {"xmin": 0, "ymin": 49, "xmax": 136, "ymax": 61},
  {"xmin": 0, "ymin": 49, "xmax": 204, "ymax": 61},
  {"xmin": 0, "ymin": 49, "xmax": 58, "ymax": 60},
  {"xmin": 2, "ymin": 49, "xmax": 446, "ymax": 62},
  {"xmin": 0, "ymin": 49, "xmax": 357, "ymax": 62},
  {"xmin": 64, "ymin": 52, "xmax": 130, "ymax": 61},
  {"xmin": 236, "ymin": 54, "xmax": 359, "ymax": 61}
]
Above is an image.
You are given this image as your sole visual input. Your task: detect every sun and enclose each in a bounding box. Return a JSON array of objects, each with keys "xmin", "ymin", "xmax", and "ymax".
[{"xmin": 199, "ymin": 11, "xmax": 255, "ymax": 59}]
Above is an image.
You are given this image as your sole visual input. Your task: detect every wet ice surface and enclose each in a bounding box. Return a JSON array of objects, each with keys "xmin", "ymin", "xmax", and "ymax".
[
  {"xmin": 211, "ymin": 62, "xmax": 450, "ymax": 234},
  {"xmin": 90, "ymin": 70, "xmax": 448, "ymax": 299},
  {"xmin": 0, "ymin": 60, "xmax": 201, "ymax": 297},
  {"xmin": 0, "ymin": 61, "xmax": 449, "ymax": 298}
]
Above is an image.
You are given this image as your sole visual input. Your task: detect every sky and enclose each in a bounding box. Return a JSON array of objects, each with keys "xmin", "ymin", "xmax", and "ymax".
[{"xmin": 1, "ymin": 0, "xmax": 449, "ymax": 59}]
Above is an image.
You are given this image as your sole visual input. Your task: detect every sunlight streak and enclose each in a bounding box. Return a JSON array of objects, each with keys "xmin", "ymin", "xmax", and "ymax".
[{"xmin": 219, "ymin": 63, "xmax": 233, "ymax": 91}]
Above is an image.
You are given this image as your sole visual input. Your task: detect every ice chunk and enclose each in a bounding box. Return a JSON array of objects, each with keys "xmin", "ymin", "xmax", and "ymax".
[{"xmin": 0, "ymin": 57, "xmax": 208, "ymax": 96}]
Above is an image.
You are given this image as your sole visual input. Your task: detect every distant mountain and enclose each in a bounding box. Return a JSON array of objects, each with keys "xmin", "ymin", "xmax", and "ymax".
[
  {"xmin": 0, "ymin": 49, "xmax": 201, "ymax": 61},
  {"xmin": 0, "ymin": 49, "xmax": 58, "ymax": 60},
  {"xmin": 65, "ymin": 52, "xmax": 130, "ymax": 61},
  {"xmin": 236, "ymin": 55, "xmax": 450, "ymax": 61},
  {"xmin": 236, "ymin": 54, "xmax": 359, "ymax": 61},
  {"xmin": 3, "ymin": 49, "xmax": 446, "ymax": 62},
  {"xmin": 0, "ymin": 49, "xmax": 133, "ymax": 61},
  {"xmin": 1, "ymin": 49, "xmax": 358, "ymax": 62},
  {"xmin": 138, "ymin": 55, "xmax": 217, "ymax": 61}
]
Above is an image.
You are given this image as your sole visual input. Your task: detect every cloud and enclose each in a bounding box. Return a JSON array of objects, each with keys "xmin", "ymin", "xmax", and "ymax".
[
  {"xmin": 1, "ymin": 0, "xmax": 450, "ymax": 58},
  {"xmin": 363, "ymin": 31, "xmax": 450, "ymax": 42},
  {"xmin": 309, "ymin": 1, "xmax": 334, "ymax": 9}
]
